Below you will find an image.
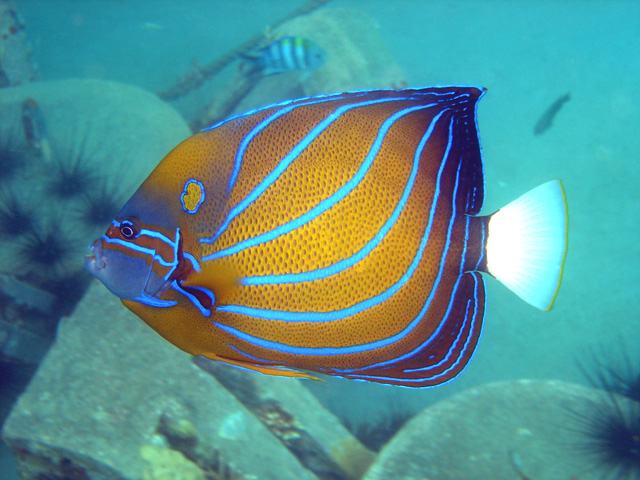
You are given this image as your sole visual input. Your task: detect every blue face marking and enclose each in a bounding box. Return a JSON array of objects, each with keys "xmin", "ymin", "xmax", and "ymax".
[{"xmin": 180, "ymin": 179, "xmax": 205, "ymax": 214}]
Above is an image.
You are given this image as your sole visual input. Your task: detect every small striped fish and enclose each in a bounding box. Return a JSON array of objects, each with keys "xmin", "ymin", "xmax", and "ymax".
[
  {"xmin": 242, "ymin": 36, "xmax": 326, "ymax": 76},
  {"xmin": 86, "ymin": 87, "xmax": 568, "ymax": 387}
]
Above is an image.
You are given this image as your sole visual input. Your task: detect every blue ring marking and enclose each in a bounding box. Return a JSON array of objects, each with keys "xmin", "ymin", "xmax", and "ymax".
[
  {"xmin": 202, "ymin": 96, "xmax": 421, "ymax": 249},
  {"xmin": 213, "ymin": 117, "xmax": 459, "ymax": 358},
  {"xmin": 242, "ymin": 108, "xmax": 448, "ymax": 286},
  {"xmin": 203, "ymin": 100, "xmax": 445, "ymax": 263},
  {"xmin": 171, "ymin": 280, "xmax": 211, "ymax": 317},
  {"xmin": 180, "ymin": 179, "xmax": 205, "ymax": 214},
  {"xmin": 120, "ymin": 219, "xmax": 136, "ymax": 237},
  {"xmin": 216, "ymin": 115, "xmax": 457, "ymax": 323}
]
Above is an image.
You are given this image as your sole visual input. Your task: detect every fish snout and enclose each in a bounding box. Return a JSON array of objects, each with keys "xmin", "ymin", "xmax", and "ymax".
[{"xmin": 85, "ymin": 239, "xmax": 107, "ymax": 274}]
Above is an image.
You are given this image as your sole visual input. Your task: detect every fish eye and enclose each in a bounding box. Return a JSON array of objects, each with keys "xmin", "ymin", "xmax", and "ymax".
[{"xmin": 119, "ymin": 220, "xmax": 137, "ymax": 239}]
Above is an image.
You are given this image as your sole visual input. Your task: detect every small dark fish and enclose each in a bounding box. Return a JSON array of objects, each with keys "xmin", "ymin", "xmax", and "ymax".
[
  {"xmin": 534, "ymin": 93, "xmax": 570, "ymax": 135},
  {"xmin": 21, "ymin": 98, "xmax": 52, "ymax": 162}
]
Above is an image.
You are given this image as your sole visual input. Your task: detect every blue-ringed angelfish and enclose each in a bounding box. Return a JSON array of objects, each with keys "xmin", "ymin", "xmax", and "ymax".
[{"xmin": 85, "ymin": 86, "xmax": 568, "ymax": 387}]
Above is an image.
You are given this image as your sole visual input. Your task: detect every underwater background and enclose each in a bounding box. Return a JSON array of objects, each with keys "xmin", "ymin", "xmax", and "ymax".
[{"xmin": 0, "ymin": 1, "xmax": 638, "ymax": 479}]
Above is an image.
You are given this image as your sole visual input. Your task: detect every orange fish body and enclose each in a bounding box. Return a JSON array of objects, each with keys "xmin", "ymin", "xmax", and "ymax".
[{"xmin": 86, "ymin": 87, "xmax": 568, "ymax": 387}]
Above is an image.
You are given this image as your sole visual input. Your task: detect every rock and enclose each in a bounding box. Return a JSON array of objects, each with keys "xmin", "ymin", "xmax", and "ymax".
[
  {"xmin": 362, "ymin": 379, "xmax": 612, "ymax": 480},
  {"xmin": 194, "ymin": 357, "xmax": 375, "ymax": 480},
  {"xmin": 1, "ymin": 282, "xmax": 319, "ymax": 480},
  {"xmin": 140, "ymin": 445, "xmax": 204, "ymax": 480},
  {"xmin": 0, "ymin": 78, "xmax": 191, "ymax": 365},
  {"xmin": 194, "ymin": 7, "xmax": 407, "ymax": 131},
  {"xmin": 279, "ymin": 7, "xmax": 407, "ymax": 95},
  {"xmin": 0, "ymin": 78, "xmax": 191, "ymax": 273}
]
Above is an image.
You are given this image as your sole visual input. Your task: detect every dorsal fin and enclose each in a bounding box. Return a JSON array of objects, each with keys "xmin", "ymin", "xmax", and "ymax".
[{"xmin": 451, "ymin": 87, "xmax": 485, "ymax": 215}]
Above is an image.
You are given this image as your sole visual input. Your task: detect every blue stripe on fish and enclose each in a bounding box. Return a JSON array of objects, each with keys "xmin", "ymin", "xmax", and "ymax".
[
  {"xmin": 103, "ymin": 234, "xmax": 175, "ymax": 270},
  {"xmin": 352, "ymin": 272, "xmax": 482, "ymax": 386},
  {"xmin": 213, "ymin": 132, "xmax": 463, "ymax": 363},
  {"xmin": 171, "ymin": 280, "xmax": 211, "ymax": 317},
  {"xmin": 204, "ymin": 101, "xmax": 441, "ymax": 262},
  {"xmin": 202, "ymin": 96, "xmax": 421, "ymax": 251},
  {"xmin": 242, "ymin": 108, "xmax": 449, "ymax": 286},
  {"xmin": 228, "ymin": 95, "xmax": 356, "ymax": 195},
  {"xmin": 133, "ymin": 294, "xmax": 177, "ymax": 308},
  {"xmin": 216, "ymin": 115, "xmax": 457, "ymax": 323}
]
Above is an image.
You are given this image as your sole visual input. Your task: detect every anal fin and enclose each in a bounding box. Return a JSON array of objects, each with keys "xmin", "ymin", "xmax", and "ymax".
[
  {"xmin": 339, "ymin": 272, "xmax": 485, "ymax": 387},
  {"xmin": 200, "ymin": 352, "xmax": 323, "ymax": 382}
]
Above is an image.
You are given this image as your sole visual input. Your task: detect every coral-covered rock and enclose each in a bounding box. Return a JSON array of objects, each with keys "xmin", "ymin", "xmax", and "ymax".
[
  {"xmin": 363, "ymin": 379, "xmax": 609, "ymax": 480},
  {"xmin": 195, "ymin": 7, "xmax": 407, "ymax": 131},
  {"xmin": 0, "ymin": 79, "xmax": 191, "ymax": 365},
  {"xmin": 1, "ymin": 283, "xmax": 319, "ymax": 480},
  {"xmin": 0, "ymin": 78, "xmax": 191, "ymax": 273}
]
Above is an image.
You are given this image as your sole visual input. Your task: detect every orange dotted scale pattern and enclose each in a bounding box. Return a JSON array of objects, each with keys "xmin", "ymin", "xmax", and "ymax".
[{"xmin": 120, "ymin": 87, "xmax": 488, "ymax": 386}]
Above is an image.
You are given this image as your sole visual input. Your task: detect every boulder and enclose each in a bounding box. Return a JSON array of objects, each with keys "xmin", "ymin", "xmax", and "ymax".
[
  {"xmin": 194, "ymin": 7, "xmax": 407, "ymax": 131},
  {"xmin": 0, "ymin": 78, "xmax": 191, "ymax": 274},
  {"xmin": 363, "ymin": 379, "xmax": 614, "ymax": 480},
  {"xmin": 1, "ymin": 282, "xmax": 319, "ymax": 480},
  {"xmin": 0, "ymin": 78, "xmax": 191, "ymax": 365}
]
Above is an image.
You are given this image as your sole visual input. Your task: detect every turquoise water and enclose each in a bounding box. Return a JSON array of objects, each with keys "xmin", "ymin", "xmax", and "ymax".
[{"xmin": 1, "ymin": 1, "xmax": 638, "ymax": 479}]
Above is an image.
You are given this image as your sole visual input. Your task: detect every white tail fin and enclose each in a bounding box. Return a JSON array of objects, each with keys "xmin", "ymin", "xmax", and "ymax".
[{"xmin": 485, "ymin": 180, "xmax": 568, "ymax": 311}]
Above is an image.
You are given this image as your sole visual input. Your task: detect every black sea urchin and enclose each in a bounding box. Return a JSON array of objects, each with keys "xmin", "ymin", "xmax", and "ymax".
[
  {"xmin": 572, "ymin": 393, "xmax": 640, "ymax": 480},
  {"xmin": 78, "ymin": 180, "xmax": 125, "ymax": 227},
  {"xmin": 0, "ymin": 196, "xmax": 34, "ymax": 238},
  {"xmin": 0, "ymin": 131, "xmax": 26, "ymax": 181},
  {"xmin": 572, "ymin": 342, "xmax": 640, "ymax": 479},
  {"xmin": 47, "ymin": 131, "xmax": 97, "ymax": 200},
  {"xmin": 583, "ymin": 346, "xmax": 640, "ymax": 404},
  {"xmin": 344, "ymin": 406, "xmax": 416, "ymax": 452},
  {"xmin": 48, "ymin": 156, "xmax": 97, "ymax": 200},
  {"xmin": 19, "ymin": 224, "xmax": 75, "ymax": 275}
]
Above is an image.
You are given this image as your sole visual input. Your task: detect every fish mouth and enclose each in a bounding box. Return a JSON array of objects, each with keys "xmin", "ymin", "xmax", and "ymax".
[{"xmin": 85, "ymin": 239, "xmax": 106, "ymax": 274}]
